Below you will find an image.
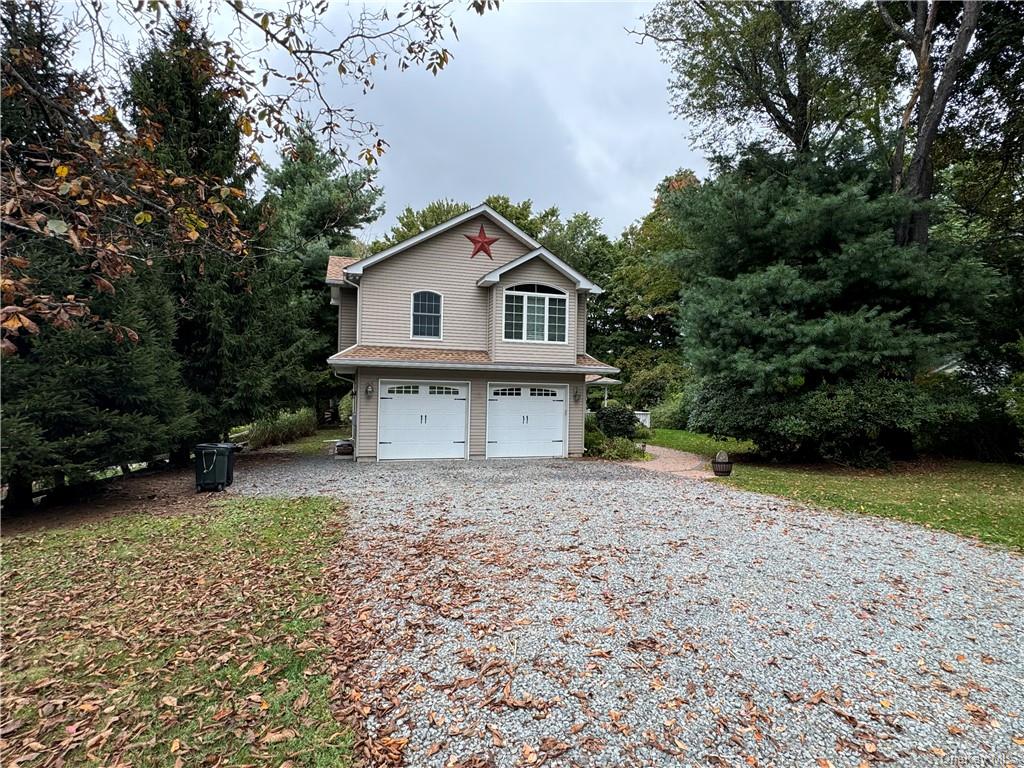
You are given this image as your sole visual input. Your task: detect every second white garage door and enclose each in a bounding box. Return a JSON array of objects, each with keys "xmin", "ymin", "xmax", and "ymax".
[
  {"xmin": 378, "ymin": 381, "xmax": 468, "ymax": 460},
  {"xmin": 486, "ymin": 384, "xmax": 567, "ymax": 458}
]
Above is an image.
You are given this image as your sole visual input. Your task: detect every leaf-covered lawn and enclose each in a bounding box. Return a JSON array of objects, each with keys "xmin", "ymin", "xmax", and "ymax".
[
  {"xmin": 721, "ymin": 460, "xmax": 1024, "ymax": 550},
  {"xmin": 648, "ymin": 428, "xmax": 757, "ymax": 457},
  {"xmin": 1, "ymin": 495, "xmax": 352, "ymax": 767}
]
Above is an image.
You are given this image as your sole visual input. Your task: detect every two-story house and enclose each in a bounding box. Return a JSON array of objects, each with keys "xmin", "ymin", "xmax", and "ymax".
[{"xmin": 326, "ymin": 203, "xmax": 619, "ymax": 461}]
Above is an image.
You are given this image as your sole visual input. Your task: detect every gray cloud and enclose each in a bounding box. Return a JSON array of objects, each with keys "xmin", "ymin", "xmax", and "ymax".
[
  {"xmin": 76, "ymin": 0, "xmax": 708, "ymax": 239},
  {"xmin": 325, "ymin": 2, "xmax": 709, "ymax": 240}
]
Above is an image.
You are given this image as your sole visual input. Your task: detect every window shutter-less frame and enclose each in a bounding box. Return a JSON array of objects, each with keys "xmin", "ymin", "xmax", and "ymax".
[
  {"xmin": 502, "ymin": 285, "xmax": 566, "ymax": 343},
  {"xmin": 411, "ymin": 291, "xmax": 442, "ymax": 338}
]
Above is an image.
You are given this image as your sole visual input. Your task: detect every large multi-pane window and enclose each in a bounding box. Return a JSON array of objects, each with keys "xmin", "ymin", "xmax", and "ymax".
[
  {"xmin": 503, "ymin": 284, "xmax": 567, "ymax": 343},
  {"xmin": 411, "ymin": 291, "xmax": 442, "ymax": 338}
]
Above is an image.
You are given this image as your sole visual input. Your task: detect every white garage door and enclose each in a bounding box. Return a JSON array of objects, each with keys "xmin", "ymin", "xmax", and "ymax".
[
  {"xmin": 378, "ymin": 381, "xmax": 468, "ymax": 460},
  {"xmin": 486, "ymin": 384, "xmax": 567, "ymax": 458}
]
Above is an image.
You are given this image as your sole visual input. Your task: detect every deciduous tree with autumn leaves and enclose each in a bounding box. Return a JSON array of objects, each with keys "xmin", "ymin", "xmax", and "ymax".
[{"xmin": 0, "ymin": 0, "xmax": 491, "ymax": 504}]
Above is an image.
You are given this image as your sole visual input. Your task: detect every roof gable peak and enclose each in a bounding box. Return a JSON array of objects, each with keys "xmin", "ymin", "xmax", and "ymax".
[
  {"xmin": 476, "ymin": 247, "xmax": 603, "ymax": 294},
  {"xmin": 344, "ymin": 203, "xmax": 541, "ymax": 277}
]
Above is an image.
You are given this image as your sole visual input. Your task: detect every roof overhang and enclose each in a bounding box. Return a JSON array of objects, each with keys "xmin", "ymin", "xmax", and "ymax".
[
  {"xmin": 476, "ymin": 247, "xmax": 604, "ymax": 294},
  {"xmin": 327, "ymin": 356, "xmax": 619, "ymax": 377},
  {"xmin": 345, "ymin": 203, "xmax": 542, "ymax": 277},
  {"xmin": 586, "ymin": 376, "xmax": 621, "ymax": 386}
]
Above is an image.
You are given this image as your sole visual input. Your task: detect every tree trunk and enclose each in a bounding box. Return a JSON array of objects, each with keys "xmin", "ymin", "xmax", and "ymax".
[
  {"xmin": 877, "ymin": 0, "xmax": 980, "ymax": 245},
  {"xmin": 170, "ymin": 442, "xmax": 191, "ymax": 467},
  {"xmin": 3, "ymin": 474, "xmax": 35, "ymax": 510}
]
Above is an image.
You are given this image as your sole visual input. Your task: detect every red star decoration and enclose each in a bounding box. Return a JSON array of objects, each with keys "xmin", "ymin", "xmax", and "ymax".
[{"xmin": 465, "ymin": 224, "xmax": 499, "ymax": 259}]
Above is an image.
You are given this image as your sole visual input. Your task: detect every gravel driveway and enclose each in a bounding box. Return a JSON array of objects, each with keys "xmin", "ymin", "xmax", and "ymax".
[{"xmin": 233, "ymin": 454, "xmax": 1024, "ymax": 767}]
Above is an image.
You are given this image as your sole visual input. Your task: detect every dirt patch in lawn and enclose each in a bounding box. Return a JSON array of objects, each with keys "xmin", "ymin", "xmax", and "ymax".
[
  {"xmin": 2, "ymin": 467, "xmax": 202, "ymax": 537},
  {"xmin": 1, "ymin": 451, "xmax": 312, "ymax": 538}
]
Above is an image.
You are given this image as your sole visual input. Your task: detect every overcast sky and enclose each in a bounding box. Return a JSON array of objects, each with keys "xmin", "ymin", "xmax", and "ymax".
[
  {"xmin": 323, "ymin": 2, "xmax": 709, "ymax": 240},
  {"xmin": 80, "ymin": 1, "xmax": 708, "ymax": 240}
]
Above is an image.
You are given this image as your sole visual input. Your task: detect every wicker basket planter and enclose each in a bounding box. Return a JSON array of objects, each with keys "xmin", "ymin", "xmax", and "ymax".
[{"xmin": 711, "ymin": 450, "xmax": 733, "ymax": 477}]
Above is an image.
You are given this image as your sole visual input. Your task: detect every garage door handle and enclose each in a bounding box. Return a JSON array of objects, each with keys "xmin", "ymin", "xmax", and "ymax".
[
  {"xmin": 379, "ymin": 441, "xmax": 392, "ymax": 445},
  {"xmin": 552, "ymin": 439, "xmax": 563, "ymax": 443},
  {"xmin": 453, "ymin": 440, "xmax": 466, "ymax": 444},
  {"xmin": 487, "ymin": 440, "xmax": 498, "ymax": 444}
]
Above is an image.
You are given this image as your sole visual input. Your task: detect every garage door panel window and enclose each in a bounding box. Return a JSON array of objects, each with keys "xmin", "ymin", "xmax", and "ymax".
[
  {"xmin": 503, "ymin": 285, "xmax": 567, "ymax": 343},
  {"xmin": 530, "ymin": 387, "xmax": 558, "ymax": 397},
  {"xmin": 429, "ymin": 385, "xmax": 459, "ymax": 395},
  {"xmin": 411, "ymin": 291, "xmax": 442, "ymax": 339},
  {"xmin": 387, "ymin": 384, "xmax": 419, "ymax": 395},
  {"xmin": 492, "ymin": 387, "xmax": 522, "ymax": 397}
]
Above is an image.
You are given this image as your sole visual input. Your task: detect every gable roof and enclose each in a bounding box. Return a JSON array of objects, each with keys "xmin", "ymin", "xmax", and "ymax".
[
  {"xmin": 476, "ymin": 247, "xmax": 603, "ymax": 294},
  {"xmin": 344, "ymin": 203, "xmax": 542, "ymax": 277},
  {"xmin": 325, "ymin": 255, "xmax": 359, "ymax": 285}
]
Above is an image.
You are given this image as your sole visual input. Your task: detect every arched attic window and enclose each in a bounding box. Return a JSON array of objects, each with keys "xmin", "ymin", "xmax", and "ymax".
[
  {"xmin": 503, "ymin": 283, "xmax": 567, "ymax": 343},
  {"xmin": 411, "ymin": 291, "xmax": 442, "ymax": 339}
]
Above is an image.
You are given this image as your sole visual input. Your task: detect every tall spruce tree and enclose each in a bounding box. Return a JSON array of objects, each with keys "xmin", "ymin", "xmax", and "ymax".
[
  {"xmin": 1, "ymin": 1, "xmax": 192, "ymax": 506},
  {"xmin": 262, "ymin": 125, "xmax": 382, "ymax": 417},
  {"xmin": 123, "ymin": 9, "xmax": 308, "ymax": 454},
  {"xmin": 668, "ymin": 147, "xmax": 994, "ymax": 465}
]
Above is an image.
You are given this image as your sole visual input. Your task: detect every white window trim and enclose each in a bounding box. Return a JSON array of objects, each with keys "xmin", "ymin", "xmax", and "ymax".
[
  {"xmin": 409, "ymin": 290, "xmax": 443, "ymax": 341},
  {"xmin": 502, "ymin": 285, "xmax": 569, "ymax": 345}
]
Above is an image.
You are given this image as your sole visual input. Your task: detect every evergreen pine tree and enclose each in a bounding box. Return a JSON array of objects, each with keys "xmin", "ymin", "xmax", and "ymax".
[
  {"xmin": 667, "ymin": 146, "xmax": 995, "ymax": 464},
  {"xmin": 1, "ymin": 1, "xmax": 193, "ymax": 505},
  {"xmin": 262, "ymin": 124, "xmax": 382, "ymax": 417},
  {"xmin": 123, "ymin": 8, "xmax": 309, "ymax": 454}
]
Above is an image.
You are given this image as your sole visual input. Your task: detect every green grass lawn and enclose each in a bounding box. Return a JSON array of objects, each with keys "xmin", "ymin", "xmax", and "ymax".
[
  {"xmin": 723, "ymin": 460, "xmax": 1024, "ymax": 549},
  {"xmin": 648, "ymin": 428, "xmax": 1023, "ymax": 549},
  {"xmin": 1, "ymin": 496, "xmax": 353, "ymax": 767},
  {"xmin": 287, "ymin": 426, "xmax": 351, "ymax": 455},
  {"xmin": 648, "ymin": 428, "xmax": 757, "ymax": 457}
]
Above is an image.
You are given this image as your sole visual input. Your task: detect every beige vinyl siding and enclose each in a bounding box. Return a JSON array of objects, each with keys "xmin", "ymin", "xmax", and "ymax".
[
  {"xmin": 357, "ymin": 216, "xmax": 532, "ymax": 350},
  {"xmin": 491, "ymin": 260, "xmax": 577, "ymax": 365},
  {"xmin": 338, "ymin": 288, "xmax": 357, "ymax": 350},
  {"xmin": 576, "ymin": 294, "xmax": 587, "ymax": 354},
  {"xmin": 353, "ymin": 367, "xmax": 585, "ymax": 460}
]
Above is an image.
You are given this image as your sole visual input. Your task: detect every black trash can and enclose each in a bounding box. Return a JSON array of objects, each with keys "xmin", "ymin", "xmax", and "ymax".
[
  {"xmin": 222, "ymin": 442, "xmax": 242, "ymax": 486},
  {"xmin": 195, "ymin": 443, "xmax": 233, "ymax": 492}
]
